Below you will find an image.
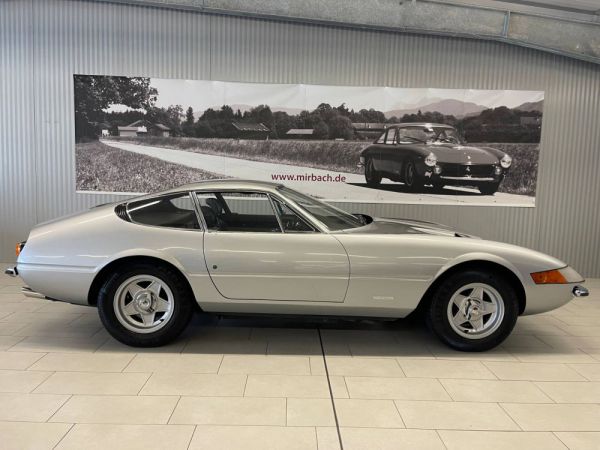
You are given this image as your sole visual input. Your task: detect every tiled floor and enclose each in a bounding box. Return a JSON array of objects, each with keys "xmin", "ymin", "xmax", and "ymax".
[{"xmin": 0, "ymin": 266, "xmax": 599, "ymax": 449}]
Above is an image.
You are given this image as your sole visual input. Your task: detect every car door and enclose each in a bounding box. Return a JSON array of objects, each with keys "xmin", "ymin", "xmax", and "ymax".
[
  {"xmin": 378, "ymin": 127, "xmax": 400, "ymax": 176},
  {"xmin": 197, "ymin": 191, "xmax": 350, "ymax": 303}
]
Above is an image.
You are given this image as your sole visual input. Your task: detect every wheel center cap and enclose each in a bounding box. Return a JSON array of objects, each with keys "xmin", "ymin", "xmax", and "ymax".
[
  {"xmin": 134, "ymin": 291, "xmax": 154, "ymax": 312},
  {"xmin": 463, "ymin": 298, "xmax": 481, "ymax": 319}
]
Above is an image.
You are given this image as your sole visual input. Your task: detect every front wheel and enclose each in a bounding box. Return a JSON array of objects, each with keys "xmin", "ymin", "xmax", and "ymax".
[
  {"xmin": 97, "ymin": 264, "xmax": 194, "ymax": 347},
  {"xmin": 404, "ymin": 160, "xmax": 424, "ymax": 192},
  {"xmin": 425, "ymin": 270, "xmax": 519, "ymax": 351},
  {"xmin": 365, "ymin": 158, "xmax": 382, "ymax": 186}
]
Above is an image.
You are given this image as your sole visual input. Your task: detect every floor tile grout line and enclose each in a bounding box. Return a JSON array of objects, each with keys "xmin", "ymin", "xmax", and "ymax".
[
  {"xmin": 135, "ymin": 372, "xmax": 153, "ymax": 396},
  {"xmin": 391, "ymin": 398, "xmax": 407, "ymax": 429},
  {"xmin": 215, "ymin": 353, "xmax": 224, "ymax": 375},
  {"xmin": 242, "ymin": 374, "xmax": 248, "ymax": 397},
  {"xmin": 434, "ymin": 429, "xmax": 449, "ymax": 450},
  {"xmin": 45, "ymin": 394, "xmax": 73, "ymax": 423},
  {"xmin": 51, "ymin": 422, "xmax": 75, "ymax": 450},
  {"xmin": 29, "ymin": 369, "xmax": 55, "ymax": 394},
  {"xmin": 22, "ymin": 351, "xmax": 47, "ymax": 370},
  {"xmin": 317, "ymin": 327, "xmax": 344, "ymax": 450},
  {"xmin": 119, "ymin": 353, "xmax": 138, "ymax": 373},
  {"xmin": 166, "ymin": 395, "xmax": 182, "ymax": 425},
  {"xmin": 497, "ymin": 402, "xmax": 524, "ymax": 431},
  {"xmin": 186, "ymin": 424, "xmax": 197, "ymax": 450},
  {"xmin": 551, "ymin": 430, "xmax": 571, "ymax": 449}
]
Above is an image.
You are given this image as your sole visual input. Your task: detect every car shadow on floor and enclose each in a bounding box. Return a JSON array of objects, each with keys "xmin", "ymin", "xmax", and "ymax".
[{"xmin": 173, "ymin": 313, "xmax": 457, "ymax": 358}]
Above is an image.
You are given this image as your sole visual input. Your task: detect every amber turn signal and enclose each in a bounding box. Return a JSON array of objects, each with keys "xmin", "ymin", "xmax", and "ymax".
[
  {"xmin": 531, "ymin": 269, "xmax": 568, "ymax": 284},
  {"xmin": 15, "ymin": 243, "xmax": 21, "ymax": 257}
]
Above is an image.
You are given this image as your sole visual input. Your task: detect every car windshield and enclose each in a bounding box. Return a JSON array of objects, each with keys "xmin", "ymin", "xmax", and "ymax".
[
  {"xmin": 400, "ymin": 126, "xmax": 464, "ymax": 145},
  {"xmin": 278, "ymin": 187, "xmax": 364, "ymax": 231}
]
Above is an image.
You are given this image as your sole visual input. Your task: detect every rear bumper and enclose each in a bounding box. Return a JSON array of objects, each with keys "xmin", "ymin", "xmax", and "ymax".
[
  {"xmin": 16, "ymin": 263, "xmax": 94, "ymax": 306},
  {"xmin": 21, "ymin": 286, "xmax": 51, "ymax": 300}
]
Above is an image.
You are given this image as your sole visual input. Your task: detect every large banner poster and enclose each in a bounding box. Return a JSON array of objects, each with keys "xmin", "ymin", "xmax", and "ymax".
[{"xmin": 74, "ymin": 75, "xmax": 543, "ymax": 206}]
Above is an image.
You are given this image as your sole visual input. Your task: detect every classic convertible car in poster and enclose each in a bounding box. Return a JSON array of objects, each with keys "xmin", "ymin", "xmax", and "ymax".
[
  {"xmin": 359, "ymin": 123, "xmax": 513, "ymax": 194},
  {"xmin": 5, "ymin": 181, "xmax": 588, "ymax": 351}
]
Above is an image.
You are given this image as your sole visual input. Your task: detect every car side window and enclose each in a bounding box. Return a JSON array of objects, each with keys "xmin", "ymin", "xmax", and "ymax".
[
  {"xmin": 376, "ymin": 131, "xmax": 385, "ymax": 144},
  {"xmin": 385, "ymin": 128, "xmax": 397, "ymax": 144},
  {"xmin": 127, "ymin": 193, "xmax": 200, "ymax": 230},
  {"xmin": 196, "ymin": 192, "xmax": 282, "ymax": 233},
  {"xmin": 271, "ymin": 198, "xmax": 315, "ymax": 233}
]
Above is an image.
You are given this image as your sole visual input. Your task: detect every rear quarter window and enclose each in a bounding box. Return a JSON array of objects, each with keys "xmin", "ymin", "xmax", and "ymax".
[{"xmin": 126, "ymin": 193, "xmax": 200, "ymax": 230}]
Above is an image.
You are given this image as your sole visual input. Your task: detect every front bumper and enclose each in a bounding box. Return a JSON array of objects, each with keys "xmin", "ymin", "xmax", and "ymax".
[{"xmin": 422, "ymin": 163, "xmax": 507, "ymax": 185}]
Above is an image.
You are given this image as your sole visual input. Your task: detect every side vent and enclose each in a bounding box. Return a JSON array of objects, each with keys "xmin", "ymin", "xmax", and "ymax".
[{"xmin": 114, "ymin": 204, "xmax": 131, "ymax": 222}]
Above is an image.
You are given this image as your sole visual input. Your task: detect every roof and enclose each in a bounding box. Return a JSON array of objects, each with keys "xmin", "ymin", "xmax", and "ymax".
[
  {"xmin": 394, "ymin": 122, "xmax": 454, "ymax": 129},
  {"xmin": 152, "ymin": 180, "xmax": 285, "ymax": 197},
  {"xmin": 286, "ymin": 128, "xmax": 314, "ymax": 135},
  {"xmin": 231, "ymin": 121, "xmax": 270, "ymax": 132},
  {"xmin": 127, "ymin": 120, "xmax": 171, "ymax": 131},
  {"xmin": 117, "ymin": 126, "xmax": 138, "ymax": 131}
]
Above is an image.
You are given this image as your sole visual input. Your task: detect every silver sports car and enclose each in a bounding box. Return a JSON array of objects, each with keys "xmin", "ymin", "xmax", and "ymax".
[{"xmin": 5, "ymin": 180, "xmax": 589, "ymax": 351}]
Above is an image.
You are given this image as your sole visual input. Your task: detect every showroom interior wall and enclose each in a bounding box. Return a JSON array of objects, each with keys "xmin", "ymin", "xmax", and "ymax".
[{"xmin": 1, "ymin": 0, "xmax": 599, "ymax": 276}]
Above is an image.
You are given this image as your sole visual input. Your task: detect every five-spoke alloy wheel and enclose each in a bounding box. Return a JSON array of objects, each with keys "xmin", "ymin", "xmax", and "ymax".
[
  {"xmin": 446, "ymin": 283, "xmax": 505, "ymax": 339},
  {"xmin": 114, "ymin": 275, "xmax": 175, "ymax": 334},
  {"xmin": 98, "ymin": 264, "xmax": 194, "ymax": 347},
  {"xmin": 426, "ymin": 270, "xmax": 519, "ymax": 351}
]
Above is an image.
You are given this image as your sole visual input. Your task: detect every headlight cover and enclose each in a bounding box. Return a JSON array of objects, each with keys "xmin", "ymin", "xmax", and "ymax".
[
  {"xmin": 425, "ymin": 152, "xmax": 437, "ymax": 167},
  {"xmin": 500, "ymin": 154, "xmax": 512, "ymax": 168},
  {"xmin": 531, "ymin": 266, "xmax": 584, "ymax": 284}
]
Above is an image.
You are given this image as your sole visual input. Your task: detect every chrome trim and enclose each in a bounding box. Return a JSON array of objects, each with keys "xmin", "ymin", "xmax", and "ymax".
[
  {"xmin": 4, "ymin": 267, "xmax": 18, "ymax": 277},
  {"xmin": 440, "ymin": 176, "xmax": 495, "ymax": 181},
  {"xmin": 573, "ymin": 285, "xmax": 589, "ymax": 297},
  {"xmin": 22, "ymin": 286, "xmax": 47, "ymax": 299}
]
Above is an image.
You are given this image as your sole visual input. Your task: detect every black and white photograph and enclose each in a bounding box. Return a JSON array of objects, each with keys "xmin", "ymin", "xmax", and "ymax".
[{"xmin": 74, "ymin": 74, "xmax": 543, "ymax": 206}]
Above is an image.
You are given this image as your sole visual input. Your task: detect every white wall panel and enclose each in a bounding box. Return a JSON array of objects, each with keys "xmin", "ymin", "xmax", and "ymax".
[{"xmin": 1, "ymin": 0, "xmax": 599, "ymax": 276}]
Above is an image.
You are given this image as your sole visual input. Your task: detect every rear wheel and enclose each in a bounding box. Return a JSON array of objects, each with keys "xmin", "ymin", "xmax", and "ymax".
[
  {"xmin": 365, "ymin": 158, "xmax": 382, "ymax": 186},
  {"xmin": 97, "ymin": 264, "xmax": 194, "ymax": 347},
  {"xmin": 404, "ymin": 160, "xmax": 424, "ymax": 192},
  {"xmin": 425, "ymin": 270, "xmax": 519, "ymax": 351}
]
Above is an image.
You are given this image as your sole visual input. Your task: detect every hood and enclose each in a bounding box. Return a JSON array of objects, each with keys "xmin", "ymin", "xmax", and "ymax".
[
  {"xmin": 428, "ymin": 143, "xmax": 499, "ymax": 165},
  {"xmin": 345, "ymin": 217, "xmax": 479, "ymax": 238}
]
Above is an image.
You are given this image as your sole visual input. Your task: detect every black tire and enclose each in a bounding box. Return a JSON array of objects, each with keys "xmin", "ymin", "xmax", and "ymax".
[
  {"xmin": 365, "ymin": 158, "xmax": 382, "ymax": 186},
  {"xmin": 425, "ymin": 269, "xmax": 519, "ymax": 351},
  {"xmin": 431, "ymin": 181, "xmax": 445, "ymax": 192},
  {"xmin": 479, "ymin": 182, "xmax": 500, "ymax": 195},
  {"xmin": 97, "ymin": 263, "xmax": 194, "ymax": 347},
  {"xmin": 404, "ymin": 160, "xmax": 424, "ymax": 192}
]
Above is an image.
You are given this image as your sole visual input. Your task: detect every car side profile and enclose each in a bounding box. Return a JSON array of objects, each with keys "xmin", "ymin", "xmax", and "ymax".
[
  {"xmin": 359, "ymin": 123, "xmax": 512, "ymax": 195},
  {"xmin": 5, "ymin": 180, "xmax": 588, "ymax": 351}
]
